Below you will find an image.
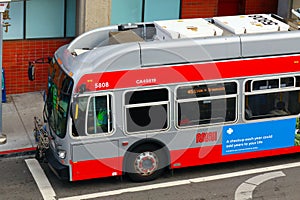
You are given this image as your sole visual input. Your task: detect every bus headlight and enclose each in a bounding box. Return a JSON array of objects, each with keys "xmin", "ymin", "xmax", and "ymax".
[{"xmin": 57, "ymin": 149, "xmax": 66, "ymax": 159}]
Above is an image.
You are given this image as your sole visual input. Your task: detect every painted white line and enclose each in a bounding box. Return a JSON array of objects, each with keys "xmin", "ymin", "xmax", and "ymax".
[
  {"xmin": 59, "ymin": 161, "xmax": 300, "ymax": 200},
  {"xmin": 25, "ymin": 159, "xmax": 56, "ymax": 200},
  {"xmin": 245, "ymin": 171, "xmax": 285, "ymax": 186},
  {"xmin": 235, "ymin": 183, "xmax": 256, "ymax": 200},
  {"xmin": 235, "ymin": 171, "xmax": 285, "ymax": 200}
]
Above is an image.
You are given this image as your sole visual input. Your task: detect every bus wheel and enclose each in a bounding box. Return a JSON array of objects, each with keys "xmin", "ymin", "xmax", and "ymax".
[{"xmin": 126, "ymin": 144, "xmax": 167, "ymax": 182}]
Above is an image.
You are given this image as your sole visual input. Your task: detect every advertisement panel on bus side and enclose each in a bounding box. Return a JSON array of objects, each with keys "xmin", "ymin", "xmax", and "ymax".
[{"xmin": 222, "ymin": 118, "xmax": 297, "ymax": 155}]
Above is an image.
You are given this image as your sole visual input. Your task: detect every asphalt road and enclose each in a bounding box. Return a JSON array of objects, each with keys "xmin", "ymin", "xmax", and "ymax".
[
  {"xmin": 1, "ymin": 153, "xmax": 300, "ymax": 200},
  {"xmin": 0, "ymin": 157, "xmax": 42, "ymax": 200}
]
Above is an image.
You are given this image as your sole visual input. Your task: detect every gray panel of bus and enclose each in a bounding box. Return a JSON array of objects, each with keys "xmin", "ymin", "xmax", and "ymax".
[
  {"xmin": 139, "ymin": 36, "xmax": 241, "ymax": 66},
  {"xmin": 240, "ymin": 31, "xmax": 300, "ymax": 57},
  {"xmin": 75, "ymin": 43, "xmax": 141, "ymax": 75},
  {"xmin": 72, "ymin": 140, "xmax": 119, "ymax": 162},
  {"xmin": 67, "ymin": 25, "xmax": 118, "ymax": 52}
]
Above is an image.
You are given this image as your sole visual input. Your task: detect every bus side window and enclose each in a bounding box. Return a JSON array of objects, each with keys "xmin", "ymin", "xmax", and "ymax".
[
  {"xmin": 87, "ymin": 95, "xmax": 112, "ymax": 134},
  {"xmin": 125, "ymin": 88, "xmax": 169, "ymax": 133},
  {"xmin": 245, "ymin": 90, "xmax": 300, "ymax": 120},
  {"xmin": 245, "ymin": 105, "xmax": 253, "ymax": 120},
  {"xmin": 176, "ymin": 82, "xmax": 237, "ymax": 127}
]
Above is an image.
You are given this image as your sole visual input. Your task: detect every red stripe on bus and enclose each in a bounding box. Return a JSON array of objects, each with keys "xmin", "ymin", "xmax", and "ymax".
[
  {"xmin": 170, "ymin": 145, "xmax": 300, "ymax": 169},
  {"xmin": 76, "ymin": 55, "xmax": 300, "ymax": 92},
  {"xmin": 69, "ymin": 145, "xmax": 300, "ymax": 181},
  {"xmin": 70, "ymin": 157, "xmax": 123, "ymax": 181}
]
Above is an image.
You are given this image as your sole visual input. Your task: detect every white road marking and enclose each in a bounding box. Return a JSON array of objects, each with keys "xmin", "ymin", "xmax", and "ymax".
[
  {"xmin": 235, "ymin": 171, "xmax": 285, "ymax": 200},
  {"xmin": 59, "ymin": 161, "xmax": 300, "ymax": 200},
  {"xmin": 25, "ymin": 159, "xmax": 56, "ymax": 200}
]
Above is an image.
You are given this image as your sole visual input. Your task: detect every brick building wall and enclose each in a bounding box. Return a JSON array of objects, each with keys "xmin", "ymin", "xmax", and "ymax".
[
  {"xmin": 3, "ymin": 39, "xmax": 72, "ymax": 94},
  {"xmin": 245, "ymin": 0, "xmax": 278, "ymax": 14},
  {"xmin": 181, "ymin": 0, "xmax": 219, "ymax": 18},
  {"xmin": 181, "ymin": 0, "xmax": 278, "ymax": 18}
]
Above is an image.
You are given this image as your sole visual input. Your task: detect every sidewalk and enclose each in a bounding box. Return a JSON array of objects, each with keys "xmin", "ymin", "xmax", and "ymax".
[{"xmin": 0, "ymin": 92, "xmax": 44, "ymax": 157}]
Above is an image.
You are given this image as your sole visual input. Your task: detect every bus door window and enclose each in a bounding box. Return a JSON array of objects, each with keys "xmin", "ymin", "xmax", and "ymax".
[{"xmin": 87, "ymin": 95, "xmax": 112, "ymax": 134}]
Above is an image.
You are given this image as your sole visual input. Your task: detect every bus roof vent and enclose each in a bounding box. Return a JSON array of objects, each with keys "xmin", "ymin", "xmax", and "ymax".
[
  {"xmin": 154, "ymin": 18, "xmax": 223, "ymax": 40},
  {"xmin": 213, "ymin": 14, "xmax": 290, "ymax": 34}
]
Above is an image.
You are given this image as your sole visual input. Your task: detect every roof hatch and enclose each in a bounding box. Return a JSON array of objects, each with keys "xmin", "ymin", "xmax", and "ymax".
[
  {"xmin": 213, "ymin": 14, "xmax": 290, "ymax": 34},
  {"xmin": 154, "ymin": 18, "xmax": 223, "ymax": 40}
]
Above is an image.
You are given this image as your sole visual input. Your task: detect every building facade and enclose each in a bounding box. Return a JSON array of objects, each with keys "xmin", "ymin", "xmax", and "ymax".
[{"xmin": 2, "ymin": 0, "xmax": 283, "ymax": 94}]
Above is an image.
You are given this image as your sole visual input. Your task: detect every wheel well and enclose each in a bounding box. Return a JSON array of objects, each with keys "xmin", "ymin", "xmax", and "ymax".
[{"xmin": 123, "ymin": 139, "xmax": 170, "ymax": 174}]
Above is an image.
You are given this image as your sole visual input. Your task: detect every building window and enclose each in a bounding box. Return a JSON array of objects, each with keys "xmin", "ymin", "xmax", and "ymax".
[
  {"xmin": 111, "ymin": 0, "xmax": 142, "ymax": 25},
  {"xmin": 111, "ymin": 0, "xmax": 180, "ymax": 25},
  {"xmin": 3, "ymin": 1, "xmax": 24, "ymax": 40},
  {"xmin": 143, "ymin": 0, "xmax": 181, "ymax": 22},
  {"xmin": 3, "ymin": 0, "xmax": 76, "ymax": 40},
  {"xmin": 66, "ymin": 0, "xmax": 76, "ymax": 37},
  {"xmin": 26, "ymin": 0, "xmax": 64, "ymax": 38}
]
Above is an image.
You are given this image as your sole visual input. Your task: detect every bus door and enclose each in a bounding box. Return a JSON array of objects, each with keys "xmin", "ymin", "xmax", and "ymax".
[{"xmin": 71, "ymin": 94, "xmax": 121, "ymax": 180}]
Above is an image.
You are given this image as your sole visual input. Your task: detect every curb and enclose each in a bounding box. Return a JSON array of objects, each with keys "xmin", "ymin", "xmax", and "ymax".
[{"xmin": 0, "ymin": 147, "xmax": 36, "ymax": 158}]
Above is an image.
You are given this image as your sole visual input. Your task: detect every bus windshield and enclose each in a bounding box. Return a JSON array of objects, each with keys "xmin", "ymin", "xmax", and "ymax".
[{"xmin": 45, "ymin": 58, "xmax": 74, "ymax": 138}]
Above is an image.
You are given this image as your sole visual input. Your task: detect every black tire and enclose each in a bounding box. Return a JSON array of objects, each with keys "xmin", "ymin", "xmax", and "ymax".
[{"xmin": 126, "ymin": 144, "xmax": 168, "ymax": 182}]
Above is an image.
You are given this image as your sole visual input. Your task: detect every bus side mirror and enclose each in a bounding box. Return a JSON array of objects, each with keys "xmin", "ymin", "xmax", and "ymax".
[{"xmin": 28, "ymin": 62, "xmax": 35, "ymax": 81}]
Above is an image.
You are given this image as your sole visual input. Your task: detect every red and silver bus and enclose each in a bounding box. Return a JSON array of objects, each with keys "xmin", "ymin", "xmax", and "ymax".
[{"xmin": 33, "ymin": 14, "xmax": 300, "ymax": 182}]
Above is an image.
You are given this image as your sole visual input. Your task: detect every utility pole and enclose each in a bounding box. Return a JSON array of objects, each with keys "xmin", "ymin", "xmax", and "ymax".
[{"xmin": 0, "ymin": 0, "xmax": 10, "ymax": 144}]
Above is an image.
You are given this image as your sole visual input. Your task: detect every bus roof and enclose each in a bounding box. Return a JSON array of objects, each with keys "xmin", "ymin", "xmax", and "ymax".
[{"xmin": 55, "ymin": 14, "xmax": 300, "ymax": 84}]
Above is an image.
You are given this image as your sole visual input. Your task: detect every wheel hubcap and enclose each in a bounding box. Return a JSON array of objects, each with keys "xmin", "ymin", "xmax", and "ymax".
[{"xmin": 134, "ymin": 151, "xmax": 158, "ymax": 176}]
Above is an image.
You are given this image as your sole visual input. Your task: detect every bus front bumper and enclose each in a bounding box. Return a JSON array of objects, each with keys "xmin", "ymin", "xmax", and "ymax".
[{"xmin": 46, "ymin": 149, "xmax": 69, "ymax": 181}]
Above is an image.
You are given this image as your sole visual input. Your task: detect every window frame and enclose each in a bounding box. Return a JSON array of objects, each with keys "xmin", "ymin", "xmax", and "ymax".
[
  {"xmin": 72, "ymin": 92, "xmax": 115, "ymax": 138},
  {"xmin": 4, "ymin": 0, "xmax": 76, "ymax": 40},
  {"xmin": 246, "ymin": 76, "xmax": 296, "ymax": 92},
  {"xmin": 175, "ymin": 81, "xmax": 238, "ymax": 129},
  {"xmin": 124, "ymin": 87, "xmax": 170, "ymax": 134},
  {"xmin": 243, "ymin": 75, "xmax": 300, "ymax": 121}
]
